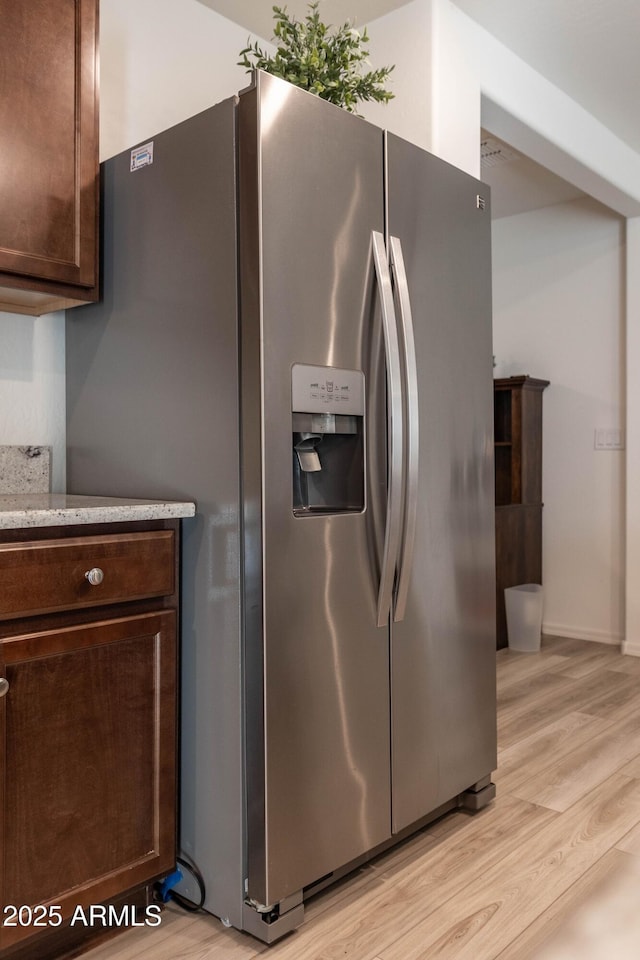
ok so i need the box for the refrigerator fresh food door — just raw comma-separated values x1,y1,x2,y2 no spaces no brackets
239,73,391,907
386,133,497,834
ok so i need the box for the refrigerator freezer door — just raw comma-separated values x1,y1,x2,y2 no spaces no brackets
239,74,391,907
386,134,497,834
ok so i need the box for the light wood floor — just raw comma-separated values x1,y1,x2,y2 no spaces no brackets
85,635,640,960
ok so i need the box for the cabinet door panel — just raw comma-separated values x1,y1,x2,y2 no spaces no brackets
0,0,98,291
0,612,176,950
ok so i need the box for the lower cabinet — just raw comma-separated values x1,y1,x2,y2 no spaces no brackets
0,522,179,958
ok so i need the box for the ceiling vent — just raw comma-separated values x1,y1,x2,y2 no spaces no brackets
481,136,519,167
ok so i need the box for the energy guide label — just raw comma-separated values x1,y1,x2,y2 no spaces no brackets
130,141,154,171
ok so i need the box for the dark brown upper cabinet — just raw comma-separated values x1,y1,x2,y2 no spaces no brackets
0,0,99,316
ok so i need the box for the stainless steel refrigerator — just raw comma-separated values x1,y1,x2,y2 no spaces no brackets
66,71,496,942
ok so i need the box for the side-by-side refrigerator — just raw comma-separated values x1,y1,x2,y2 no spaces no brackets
66,71,496,942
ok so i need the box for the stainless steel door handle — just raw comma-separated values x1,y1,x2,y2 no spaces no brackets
372,230,403,628
85,567,104,586
390,236,419,622
0,677,9,698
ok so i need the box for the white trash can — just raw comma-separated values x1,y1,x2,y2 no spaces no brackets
504,583,543,653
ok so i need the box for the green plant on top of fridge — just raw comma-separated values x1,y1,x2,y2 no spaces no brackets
238,2,395,114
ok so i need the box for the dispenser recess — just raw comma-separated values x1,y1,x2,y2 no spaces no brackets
292,364,365,516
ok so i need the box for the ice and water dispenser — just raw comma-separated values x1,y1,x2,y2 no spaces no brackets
292,363,365,516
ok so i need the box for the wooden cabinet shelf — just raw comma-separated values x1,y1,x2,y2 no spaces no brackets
494,376,549,648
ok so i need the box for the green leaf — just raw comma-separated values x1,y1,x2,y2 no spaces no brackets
237,0,394,115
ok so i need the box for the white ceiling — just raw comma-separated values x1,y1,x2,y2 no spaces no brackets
480,132,584,219
196,0,639,217
453,0,640,155
194,0,409,38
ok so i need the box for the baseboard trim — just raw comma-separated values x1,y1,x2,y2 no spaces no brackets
543,621,622,647
622,640,640,658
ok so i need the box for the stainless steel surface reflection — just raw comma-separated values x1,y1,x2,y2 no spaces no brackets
66,71,496,943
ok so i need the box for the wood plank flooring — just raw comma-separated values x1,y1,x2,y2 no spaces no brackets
85,635,640,960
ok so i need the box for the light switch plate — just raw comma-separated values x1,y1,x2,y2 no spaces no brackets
594,429,624,450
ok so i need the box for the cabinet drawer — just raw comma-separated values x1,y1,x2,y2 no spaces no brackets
0,531,175,620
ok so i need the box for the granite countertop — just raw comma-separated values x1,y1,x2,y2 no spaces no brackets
0,494,196,530
0,445,51,494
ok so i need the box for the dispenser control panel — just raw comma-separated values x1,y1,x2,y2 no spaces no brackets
292,364,365,415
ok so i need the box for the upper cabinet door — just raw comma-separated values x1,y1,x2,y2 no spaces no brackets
0,0,98,315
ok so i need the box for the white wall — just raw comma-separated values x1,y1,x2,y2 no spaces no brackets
363,0,481,176
625,218,640,654
0,311,66,492
360,0,432,151
492,198,625,643
100,0,255,161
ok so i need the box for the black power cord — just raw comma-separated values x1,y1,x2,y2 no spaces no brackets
159,854,206,913
173,854,206,912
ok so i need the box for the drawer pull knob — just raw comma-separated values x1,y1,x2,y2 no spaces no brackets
85,567,104,586
0,677,9,698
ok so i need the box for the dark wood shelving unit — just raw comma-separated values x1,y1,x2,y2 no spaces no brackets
494,375,550,648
